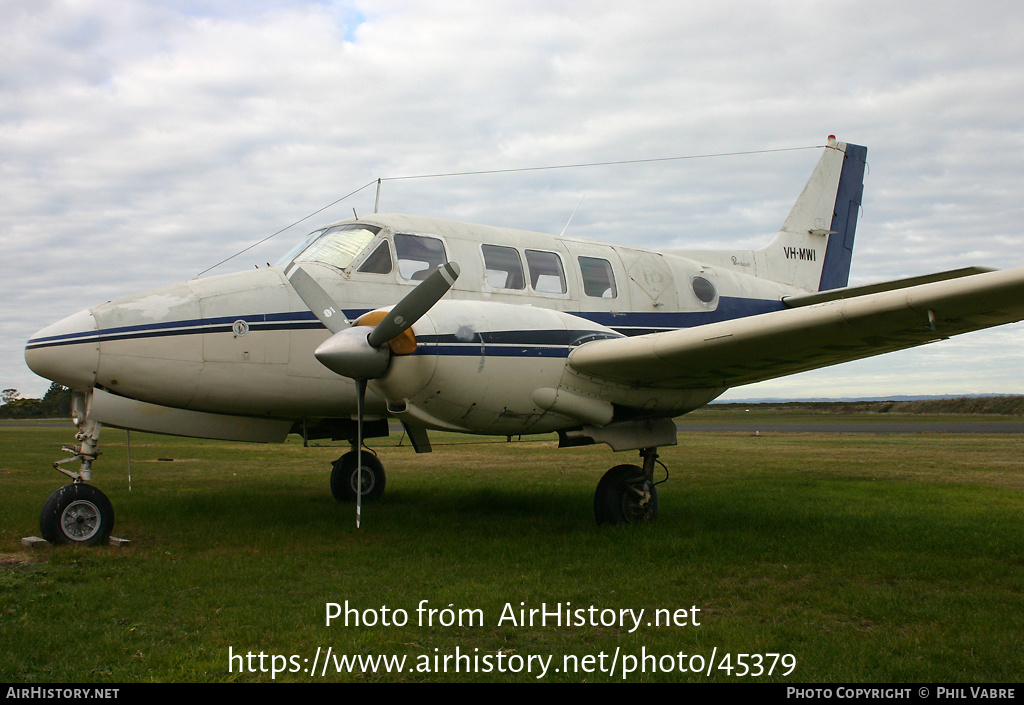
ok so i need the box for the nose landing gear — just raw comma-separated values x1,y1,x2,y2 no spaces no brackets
39,391,116,546
40,483,115,546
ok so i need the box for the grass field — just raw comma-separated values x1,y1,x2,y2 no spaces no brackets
2,412,1023,682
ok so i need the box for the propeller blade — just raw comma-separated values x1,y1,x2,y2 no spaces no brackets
292,263,458,532
367,262,460,348
287,266,347,335
355,378,365,529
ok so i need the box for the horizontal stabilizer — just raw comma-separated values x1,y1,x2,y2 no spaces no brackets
783,267,995,307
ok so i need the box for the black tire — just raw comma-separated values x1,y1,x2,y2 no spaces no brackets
594,464,659,525
331,451,386,502
40,484,115,546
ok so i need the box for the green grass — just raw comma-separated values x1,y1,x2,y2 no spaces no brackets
2,420,1023,682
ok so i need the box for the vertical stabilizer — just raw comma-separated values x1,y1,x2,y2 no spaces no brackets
755,137,867,292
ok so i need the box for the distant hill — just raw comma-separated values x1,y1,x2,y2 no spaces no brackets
712,395,1024,416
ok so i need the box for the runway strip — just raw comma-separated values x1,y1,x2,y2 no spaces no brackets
676,421,1024,434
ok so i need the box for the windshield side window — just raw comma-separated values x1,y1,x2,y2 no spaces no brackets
357,240,393,274
482,244,525,289
291,224,381,270
579,256,617,298
394,233,447,280
277,229,324,269
525,250,566,294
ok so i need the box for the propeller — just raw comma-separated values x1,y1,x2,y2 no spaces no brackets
288,262,461,528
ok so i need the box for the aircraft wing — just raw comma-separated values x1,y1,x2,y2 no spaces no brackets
568,266,1024,390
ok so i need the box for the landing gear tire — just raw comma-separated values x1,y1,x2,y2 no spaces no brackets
594,464,659,525
40,483,115,546
331,451,386,502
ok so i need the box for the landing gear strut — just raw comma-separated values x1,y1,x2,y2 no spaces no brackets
594,447,662,525
330,447,387,502
41,391,115,545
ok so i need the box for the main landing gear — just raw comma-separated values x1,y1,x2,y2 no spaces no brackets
327,442,664,525
330,445,387,502
593,447,663,525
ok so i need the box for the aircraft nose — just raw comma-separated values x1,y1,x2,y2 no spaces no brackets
25,308,100,391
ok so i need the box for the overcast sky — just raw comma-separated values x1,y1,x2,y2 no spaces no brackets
4,0,1024,402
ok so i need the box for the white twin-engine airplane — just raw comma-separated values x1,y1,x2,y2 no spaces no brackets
25,137,1024,544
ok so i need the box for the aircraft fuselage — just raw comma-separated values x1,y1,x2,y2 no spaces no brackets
27,212,808,438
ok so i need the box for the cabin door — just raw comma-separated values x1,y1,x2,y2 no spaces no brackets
612,247,675,311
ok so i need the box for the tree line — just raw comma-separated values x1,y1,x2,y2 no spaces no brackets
0,383,72,418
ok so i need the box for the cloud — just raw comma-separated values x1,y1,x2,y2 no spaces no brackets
4,0,1024,400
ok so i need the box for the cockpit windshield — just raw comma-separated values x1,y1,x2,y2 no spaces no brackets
278,224,382,270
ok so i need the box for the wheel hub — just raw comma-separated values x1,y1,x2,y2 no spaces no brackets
349,467,376,495
622,482,654,522
60,499,101,541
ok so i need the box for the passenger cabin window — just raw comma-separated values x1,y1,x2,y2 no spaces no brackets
394,233,447,280
525,250,566,294
358,240,393,274
578,256,617,298
691,275,717,304
482,244,525,289
289,224,381,271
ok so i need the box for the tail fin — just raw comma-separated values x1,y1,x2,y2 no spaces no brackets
757,137,867,292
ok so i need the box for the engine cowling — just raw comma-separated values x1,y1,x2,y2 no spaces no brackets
371,300,622,436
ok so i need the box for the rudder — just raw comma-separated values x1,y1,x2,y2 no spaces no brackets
818,141,867,290
756,137,867,292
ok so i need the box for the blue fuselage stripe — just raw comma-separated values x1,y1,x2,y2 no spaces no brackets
418,344,571,358
26,297,785,353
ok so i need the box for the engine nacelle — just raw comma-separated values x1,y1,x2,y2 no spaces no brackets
372,300,622,436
